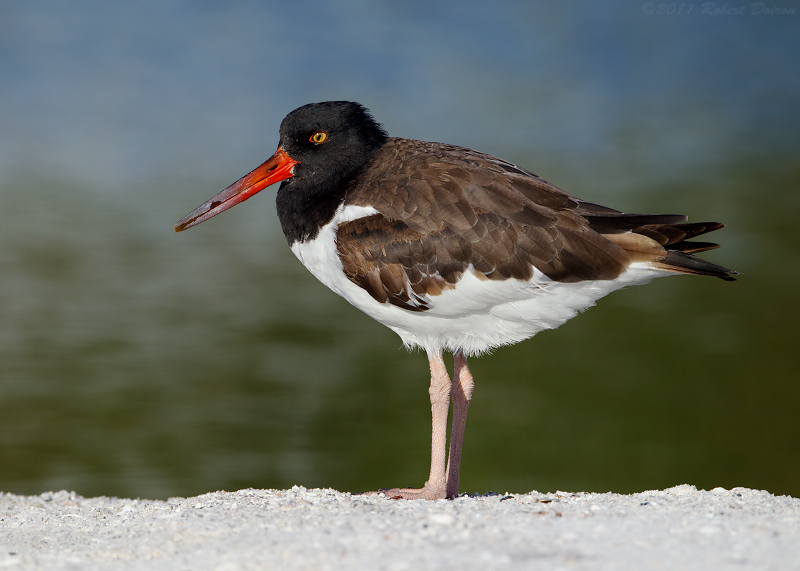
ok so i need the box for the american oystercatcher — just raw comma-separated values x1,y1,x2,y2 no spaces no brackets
175,101,736,500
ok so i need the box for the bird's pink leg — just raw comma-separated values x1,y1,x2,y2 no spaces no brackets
445,350,474,499
365,351,451,500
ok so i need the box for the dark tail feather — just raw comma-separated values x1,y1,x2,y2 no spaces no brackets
592,214,738,281
652,251,738,281
669,241,720,254
633,221,726,246
582,212,689,233
642,221,737,280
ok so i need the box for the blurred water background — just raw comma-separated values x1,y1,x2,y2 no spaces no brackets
1,1,798,500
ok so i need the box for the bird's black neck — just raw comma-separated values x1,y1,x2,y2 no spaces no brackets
275,145,384,245
275,179,349,245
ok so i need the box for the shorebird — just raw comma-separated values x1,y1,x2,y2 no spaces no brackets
175,101,736,499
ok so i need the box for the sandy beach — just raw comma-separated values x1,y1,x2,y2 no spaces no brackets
2,484,798,570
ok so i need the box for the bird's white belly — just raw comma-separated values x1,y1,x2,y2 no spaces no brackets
291,205,672,356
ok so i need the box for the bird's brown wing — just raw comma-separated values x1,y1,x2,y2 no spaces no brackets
336,138,734,311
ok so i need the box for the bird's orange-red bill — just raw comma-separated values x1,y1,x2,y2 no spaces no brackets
174,147,299,232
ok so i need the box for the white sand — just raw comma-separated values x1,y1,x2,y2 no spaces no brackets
1,485,799,570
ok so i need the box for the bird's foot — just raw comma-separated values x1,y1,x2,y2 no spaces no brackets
360,484,446,500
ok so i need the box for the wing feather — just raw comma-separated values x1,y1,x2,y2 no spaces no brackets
335,138,735,309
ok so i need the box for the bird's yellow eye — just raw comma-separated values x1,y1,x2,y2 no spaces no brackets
309,131,329,144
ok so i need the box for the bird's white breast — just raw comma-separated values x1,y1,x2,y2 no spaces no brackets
291,205,672,356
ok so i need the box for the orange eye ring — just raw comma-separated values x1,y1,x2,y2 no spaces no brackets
309,131,329,144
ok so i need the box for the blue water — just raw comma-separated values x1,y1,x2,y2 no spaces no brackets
3,1,797,187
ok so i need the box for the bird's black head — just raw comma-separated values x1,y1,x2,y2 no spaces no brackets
174,101,388,240
278,101,388,190
276,101,389,243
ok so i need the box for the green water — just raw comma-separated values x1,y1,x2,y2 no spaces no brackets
1,153,796,500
